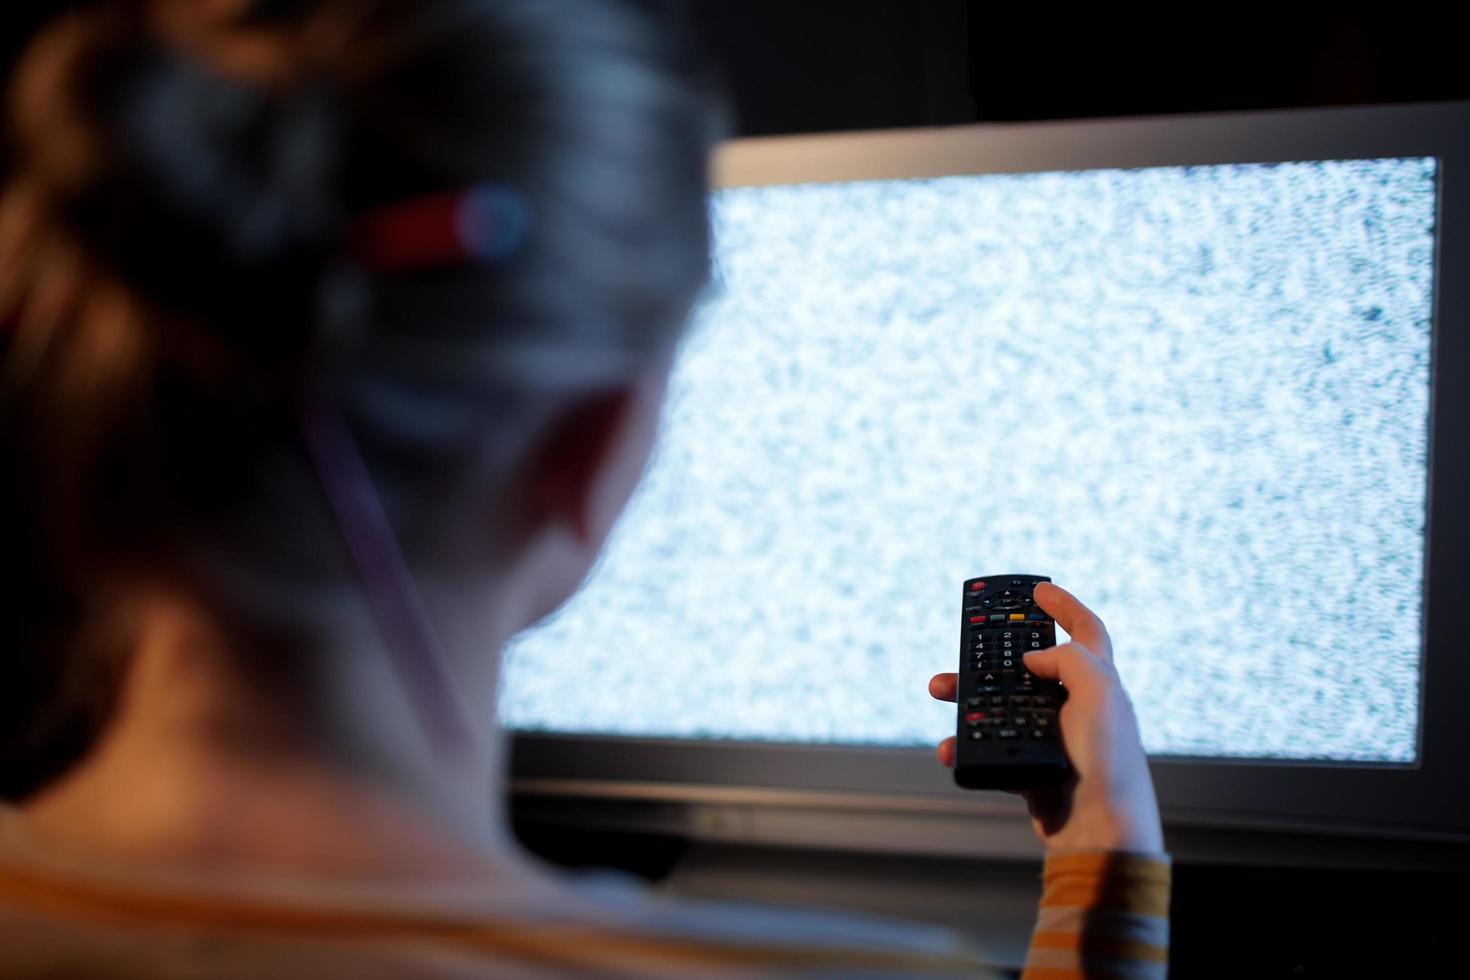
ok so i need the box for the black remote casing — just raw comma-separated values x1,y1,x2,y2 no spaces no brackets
954,574,1071,790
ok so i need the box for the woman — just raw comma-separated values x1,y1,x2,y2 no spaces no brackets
0,1,1168,976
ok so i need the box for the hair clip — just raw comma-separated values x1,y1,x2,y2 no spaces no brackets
348,183,529,273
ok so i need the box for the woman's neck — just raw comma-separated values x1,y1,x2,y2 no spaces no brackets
20,585,543,886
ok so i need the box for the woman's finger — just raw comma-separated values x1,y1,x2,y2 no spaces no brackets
928,672,958,702
1032,582,1113,663
1021,642,1111,687
936,736,956,768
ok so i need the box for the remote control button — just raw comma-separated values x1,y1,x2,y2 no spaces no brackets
1009,613,1025,621
965,697,981,708
970,581,985,591
1028,641,1042,649
978,684,1003,694
965,711,988,724
969,730,987,741
981,598,995,608
998,728,1021,739
989,614,1006,623
1029,728,1053,740
1010,695,1032,705
988,695,1006,706
1028,612,1045,620
968,615,984,624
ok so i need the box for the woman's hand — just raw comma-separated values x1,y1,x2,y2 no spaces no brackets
928,582,1164,854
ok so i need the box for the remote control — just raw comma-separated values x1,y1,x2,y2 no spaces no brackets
954,574,1071,790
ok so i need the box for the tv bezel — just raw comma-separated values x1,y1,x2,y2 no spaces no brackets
510,101,1470,844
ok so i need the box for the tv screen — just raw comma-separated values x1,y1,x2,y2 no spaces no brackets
505,103,1470,843
502,156,1435,764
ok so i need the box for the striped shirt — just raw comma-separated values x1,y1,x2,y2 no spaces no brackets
1024,851,1171,979
0,809,1169,978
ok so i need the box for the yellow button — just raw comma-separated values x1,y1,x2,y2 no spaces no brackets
1009,613,1025,620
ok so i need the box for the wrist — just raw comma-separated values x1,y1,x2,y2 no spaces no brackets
1047,802,1163,854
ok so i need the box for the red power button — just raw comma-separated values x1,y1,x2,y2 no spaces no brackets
970,581,985,591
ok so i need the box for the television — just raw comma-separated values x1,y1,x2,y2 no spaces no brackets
503,101,1470,860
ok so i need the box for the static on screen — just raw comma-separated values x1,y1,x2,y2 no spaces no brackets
500,158,1436,762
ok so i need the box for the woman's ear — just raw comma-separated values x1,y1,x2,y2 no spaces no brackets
527,369,666,550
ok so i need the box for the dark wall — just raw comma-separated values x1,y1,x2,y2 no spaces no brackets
8,3,1467,137
687,1,1468,135
963,7,1469,122
687,1,973,135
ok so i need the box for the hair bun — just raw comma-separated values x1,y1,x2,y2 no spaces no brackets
11,12,345,365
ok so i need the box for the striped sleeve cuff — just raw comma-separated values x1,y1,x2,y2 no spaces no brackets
1021,850,1171,980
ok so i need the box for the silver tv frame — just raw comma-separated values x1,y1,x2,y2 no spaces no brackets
510,101,1470,859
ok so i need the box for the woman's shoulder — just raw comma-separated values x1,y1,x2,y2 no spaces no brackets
0,809,997,978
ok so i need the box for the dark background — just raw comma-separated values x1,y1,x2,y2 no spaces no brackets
688,2,1468,135
6,2,1469,137
5,2,1468,976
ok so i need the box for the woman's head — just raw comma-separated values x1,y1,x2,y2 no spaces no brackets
0,0,724,797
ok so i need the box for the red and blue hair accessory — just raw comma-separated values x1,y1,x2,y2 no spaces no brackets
349,183,529,272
